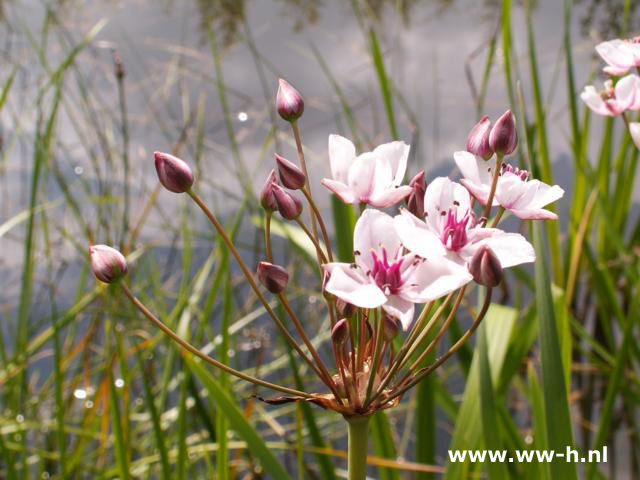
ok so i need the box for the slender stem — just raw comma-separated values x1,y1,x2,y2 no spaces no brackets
301,189,334,262
364,309,384,406
187,190,325,382
490,206,506,228
120,284,312,398
277,293,344,403
346,416,370,480
481,154,504,224
291,121,320,246
382,287,493,405
621,111,631,129
294,218,329,264
264,212,273,262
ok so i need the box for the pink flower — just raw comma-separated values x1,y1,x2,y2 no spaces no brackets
454,151,564,220
394,177,536,272
323,209,471,330
596,38,640,76
580,75,640,116
89,245,128,283
321,135,412,208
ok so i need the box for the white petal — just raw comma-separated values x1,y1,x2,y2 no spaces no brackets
401,256,472,303
321,178,356,204
596,40,636,70
581,86,613,116
423,177,471,235
630,122,640,149
373,141,410,186
347,152,377,201
394,209,447,259
328,134,356,183
323,263,387,308
382,296,415,331
463,229,535,269
368,185,412,208
454,151,498,205
354,209,401,271
614,74,638,111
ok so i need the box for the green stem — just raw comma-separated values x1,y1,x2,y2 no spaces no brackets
346,416,370,480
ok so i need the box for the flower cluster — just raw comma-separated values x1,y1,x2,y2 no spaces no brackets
89,78,563,422
582,36,640,149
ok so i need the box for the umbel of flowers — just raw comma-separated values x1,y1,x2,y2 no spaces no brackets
89,79,563,480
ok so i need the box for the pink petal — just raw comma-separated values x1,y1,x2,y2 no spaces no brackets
328,134,356,183
463,229,535,269
354,209,402,271
509,208,558,220
382,296,415,331
321,178,356,204
394,209,447,259
373,141,410,186
323,263,387,308
401,256,472,304
368,185,412,208
347,152,377,201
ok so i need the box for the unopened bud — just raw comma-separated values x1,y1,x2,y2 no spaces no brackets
382,315,400,341
90,245,128,284
276,78,304,122
332,318,350,345
257,261,289,294
469,245,503,287
260,170,279,212
488,110,518,156
336,298,355,318
406,170,426,218
154,151,194,193
275,154,306,190
273,184,303,219
467,115,494,160
630,122,640,150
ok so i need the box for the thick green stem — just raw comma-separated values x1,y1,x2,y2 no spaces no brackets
347,416,370,480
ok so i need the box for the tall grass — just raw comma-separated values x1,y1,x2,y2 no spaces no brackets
0,1,638,479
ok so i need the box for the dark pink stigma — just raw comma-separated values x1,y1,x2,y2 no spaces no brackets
370,247,405,294
441,209,470,251
502,163,529,181
629,36,640,44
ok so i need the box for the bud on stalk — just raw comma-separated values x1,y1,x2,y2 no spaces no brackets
332,318,350,345
469,245,503,287
406,170,426,218
154,151,194,193
90,245,128,283
257,261,289,294
276,79,304,122
273,184,303,219
466,116,494,160
260,170,279,212
336,298,355,318
488,110,518,156
275,154,306,190
382,315,400,341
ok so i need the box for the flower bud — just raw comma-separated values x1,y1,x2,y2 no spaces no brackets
275,154,306,190
273,184,303,219
405,170,426,218
257,261,289,294
336,298,355,318
260,170,279,212
90,245,128,283
382,315,400,341
276,78,304,122
630,122,640,150
332,318,350,345
488,110,518,156
469,245,503,287
154,151,194,193
466,115,494,160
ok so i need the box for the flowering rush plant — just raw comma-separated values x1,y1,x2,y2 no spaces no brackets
89,79,563,479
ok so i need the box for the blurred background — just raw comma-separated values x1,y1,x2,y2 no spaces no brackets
0,0,639,478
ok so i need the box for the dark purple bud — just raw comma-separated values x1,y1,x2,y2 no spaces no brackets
257,261,289,294
466,115,494,160
273,184,303,219
488,110,518,156
90,245,128,284
275,154,306,190
405,170,426,218
469,245,503,287
382,315,400,341
336,298,356,318
154,151,194,193
332,318,350,345
276,78,304,122
260,169,279,212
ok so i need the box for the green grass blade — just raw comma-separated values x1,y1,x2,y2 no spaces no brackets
331,195,356,262
369,28,399,140
370,411,400,480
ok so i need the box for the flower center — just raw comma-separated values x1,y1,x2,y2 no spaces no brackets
502,163,529,181
441,209,471,252
370,247,405,295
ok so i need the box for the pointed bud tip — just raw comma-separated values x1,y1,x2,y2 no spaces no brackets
466,115,494,160
276,78,304,122
332,318,350,345
260,169,279,212
275,153,306,190
90,245,128,284
469,245,503,287
154,151,194,193
257,261,289,294
273,184,303,219
488,110,518,156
